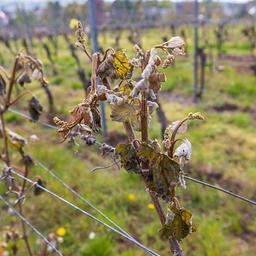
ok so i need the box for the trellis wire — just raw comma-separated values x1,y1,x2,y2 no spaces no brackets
9,108,256,207
10,169,160,256
9,108,57,129
184,175,256,206
34,159,136,240
0,195,63,256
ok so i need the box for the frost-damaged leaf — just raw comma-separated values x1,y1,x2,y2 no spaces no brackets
28,96,43,122
110,100,141,130
162,36,185,55
54,90,100,140
174,139,192,161
105,92,124,105
110,102,136,122
5,129,27,151
160,207,196,241
137,143,159,162
97,55,118,80
113,50,132,79
118,82,133,97
115,143,140,173
138,144,181,200
20,154,34,168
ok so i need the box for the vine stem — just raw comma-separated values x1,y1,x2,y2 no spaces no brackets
123,116,183,255
17,203,33,256
138,47,184,255
17,164,33,256
168,117,188,158
4,56,19,110
0,111,10,165
0,56,34,256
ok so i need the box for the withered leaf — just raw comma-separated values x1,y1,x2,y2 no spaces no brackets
110,102,136,122
20,154,34,168
71,104,92,126
54,88,100,141
174,139,192,161
113,50,132,79
160,207,196,241
138,144,181,201
6,129,27,151
28,96,43,122
118,82,133,97
97,55,118,79
115,143,140,173
34,176,46,196
91,107,101,132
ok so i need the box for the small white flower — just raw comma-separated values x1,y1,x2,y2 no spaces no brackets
57,237,64,243
89,232,96,240
36,238,41,245
174,139,192,161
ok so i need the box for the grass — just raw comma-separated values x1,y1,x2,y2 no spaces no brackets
0,25,256,255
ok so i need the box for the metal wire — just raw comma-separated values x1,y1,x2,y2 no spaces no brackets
184,175,256,206
0,195,63,256
10,110,139,239
11,169,160,256
34,159,135,240
9,108,256,207
9,109,138,237
9,108,57,129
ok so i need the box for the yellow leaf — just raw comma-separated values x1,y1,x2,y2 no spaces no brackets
69,18,79,29
113,50,132,79
119,82,133,97
6,129,27,151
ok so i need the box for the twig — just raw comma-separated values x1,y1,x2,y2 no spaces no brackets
90,161,119,173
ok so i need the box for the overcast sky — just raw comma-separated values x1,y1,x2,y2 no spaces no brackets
0,0,253,9
0,0,253,4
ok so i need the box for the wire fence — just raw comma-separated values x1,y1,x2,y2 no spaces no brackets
34,159,137,241
184,175,256,206
0,195,63,256
1,106,255,256
8,107,256,207
10,169,160,256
